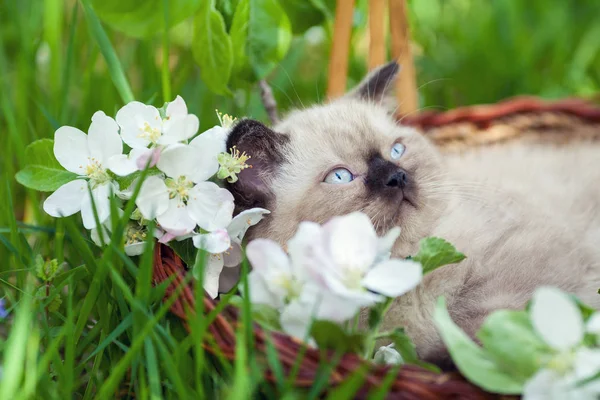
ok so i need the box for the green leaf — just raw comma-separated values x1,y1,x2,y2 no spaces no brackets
230,0,292,82
90,0,202,38
279,0,327,34
433,297,523,394
477,310,548,379
412,237,466,274
15,165,79,192
168,238,197,267
24,139,61,168
310,320,366,354
192,0,233,95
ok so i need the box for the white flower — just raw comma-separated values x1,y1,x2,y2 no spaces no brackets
193,208,270,298
108,96,200,176
292,212,422,306
374,344,404,365
43,111,123,229
90,209,163,256
245,237,364,339
524,287,600,400
135,141,234,235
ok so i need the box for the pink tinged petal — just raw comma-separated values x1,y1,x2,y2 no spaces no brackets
165,95,188,119
125,242,146,256
202,254,225,299
280,300,315,341
135,147,161,170
80,182,113,229
219,265,240,293
531,286,584,351
362,259,422,298
87,111,122,164
187,182,234,231
115,102,160,149
161,114,199,143
158,232,177,244
246,270,283,308
53,126,91,174
43,179,87,217
287,221,331,283
246,239,291,275
227,208,270,242
192,229,231,254
156,199,196,234
573,348,600,381
223,242,243,267
325,212,378,273
135,176,169,219
156,144,197,179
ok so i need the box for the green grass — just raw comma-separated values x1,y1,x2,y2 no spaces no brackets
0,0,599,398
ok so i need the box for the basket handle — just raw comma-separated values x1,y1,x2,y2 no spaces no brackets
326,0,419,114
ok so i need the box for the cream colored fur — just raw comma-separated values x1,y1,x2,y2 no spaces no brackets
243,90,600,362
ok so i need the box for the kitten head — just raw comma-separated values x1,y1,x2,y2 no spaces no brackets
225,62,447,255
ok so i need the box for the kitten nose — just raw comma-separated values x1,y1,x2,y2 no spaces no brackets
386,169,408,189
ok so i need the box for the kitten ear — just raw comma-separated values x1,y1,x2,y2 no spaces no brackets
225,119,289,211
346,61,400,104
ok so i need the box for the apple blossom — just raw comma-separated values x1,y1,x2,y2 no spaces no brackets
43,111,123,229
523,287,600,400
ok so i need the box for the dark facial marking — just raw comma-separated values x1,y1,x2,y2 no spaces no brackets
225,119,289,212
365,154,414,204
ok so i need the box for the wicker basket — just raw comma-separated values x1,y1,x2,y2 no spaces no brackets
152,97,600,399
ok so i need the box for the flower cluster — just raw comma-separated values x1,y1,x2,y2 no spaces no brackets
42,96,268,297
245,212,422,340
524,287,600,399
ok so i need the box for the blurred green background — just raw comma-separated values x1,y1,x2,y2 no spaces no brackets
1,0,600,252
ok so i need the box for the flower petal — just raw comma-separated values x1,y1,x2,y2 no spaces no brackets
165,95,188,119
87,111,122,164
287,221,330,283
161,114,199,143
223,242,243,267
135,147,161,170
188,126,228,181
374,344,404,365
362,259,422,298
135,176,169,219
522,369,567,400
587,313,600,335
125,242,146,256
376,226,401,263
156,144,197,179
246,239,291,275
530,286,584,351
247,271,283,308
187,182,234,231
280,299,315,341
156,199,196,234
227,208,270,243
202,255,225,299
107,148,146,176
300,283,362,322
115,101,161,148
80,182,113,229
192,229,231,254
43,179,87,218
54,126,91,174
574,348,600,381
324,212,378,273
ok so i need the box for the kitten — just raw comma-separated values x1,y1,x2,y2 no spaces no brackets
224,62,600,365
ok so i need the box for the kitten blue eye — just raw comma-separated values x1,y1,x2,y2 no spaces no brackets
391,143,405,160
324,168,354,184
